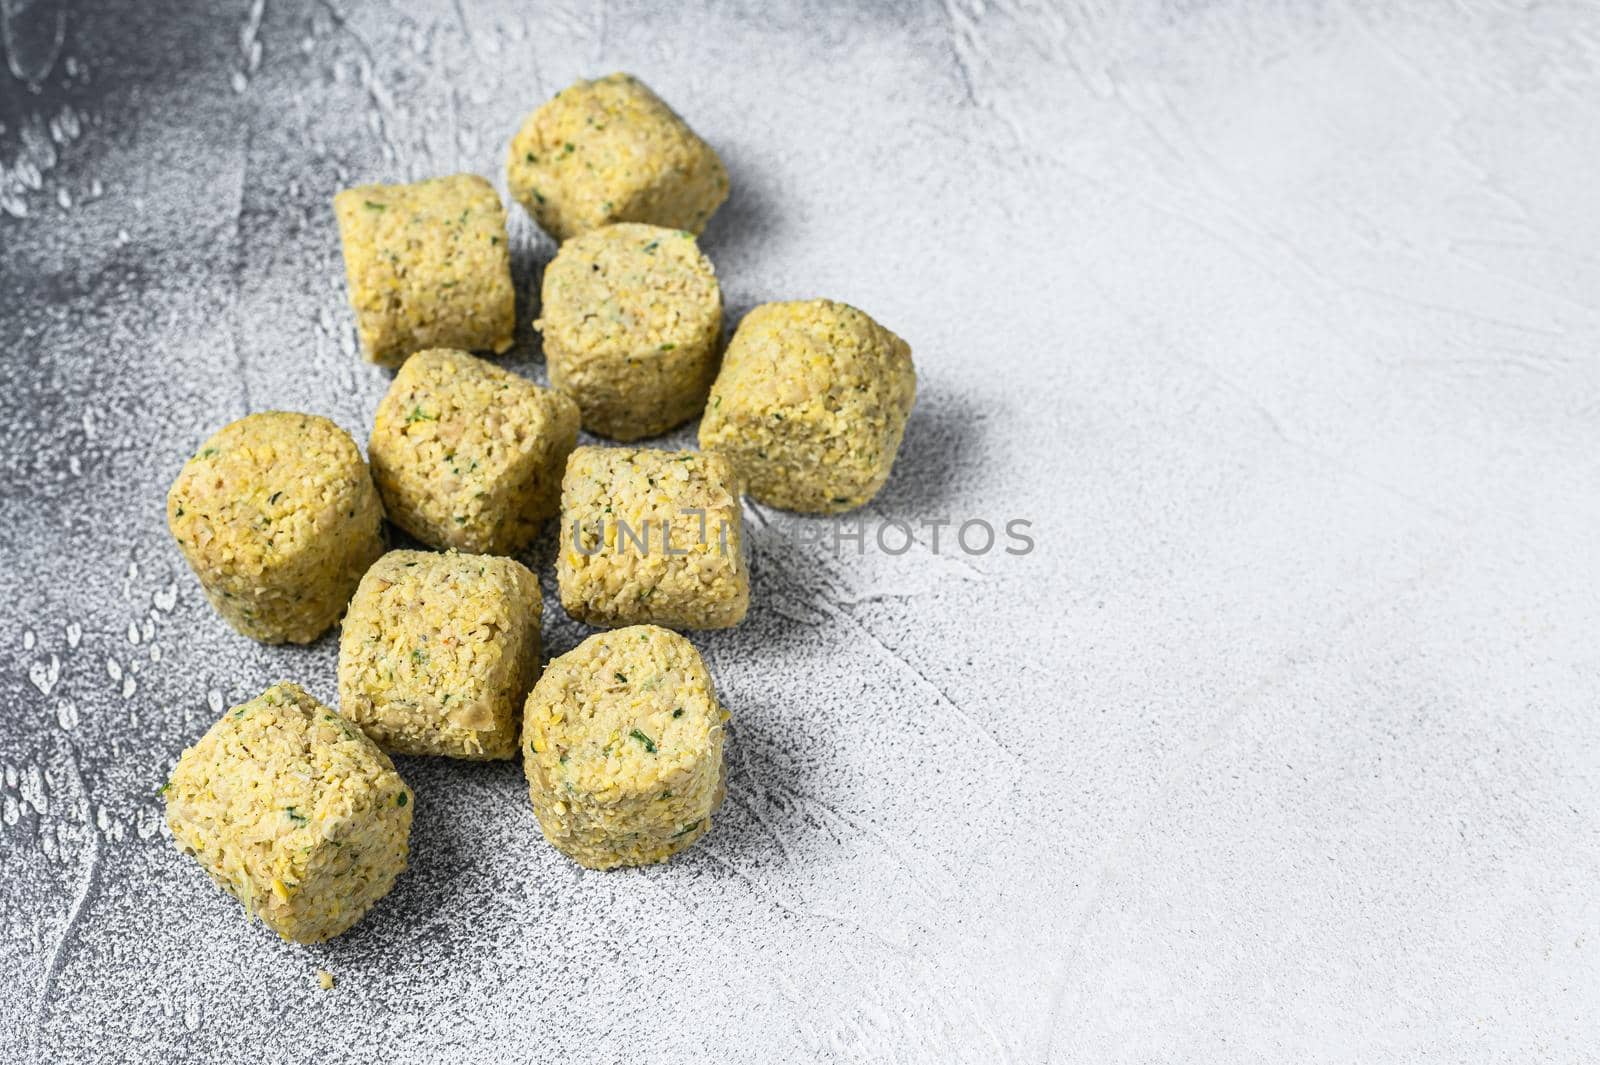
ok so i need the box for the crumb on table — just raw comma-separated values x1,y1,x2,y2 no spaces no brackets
316,970,335,991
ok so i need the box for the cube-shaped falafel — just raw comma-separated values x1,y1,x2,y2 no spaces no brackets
163,682,413,943
369,349,580,556
557,447,748,631
507,73,728,242
334,173,515,367
339,550,542,760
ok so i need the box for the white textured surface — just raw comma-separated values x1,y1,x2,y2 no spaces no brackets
2,2,1598,1062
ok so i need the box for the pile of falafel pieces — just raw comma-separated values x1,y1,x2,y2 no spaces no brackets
160,73,915,945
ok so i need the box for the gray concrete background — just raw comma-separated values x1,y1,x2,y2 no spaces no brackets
1,1,1597,1062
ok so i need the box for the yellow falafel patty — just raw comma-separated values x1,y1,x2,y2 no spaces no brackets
698,300,916,514
163,682,413,943
507,73,728,242
339,550,543,760
334,173,515,366
557,446,748,631
368,349,580,556
522,626,728,869
537,223,722,441
166,412,386,644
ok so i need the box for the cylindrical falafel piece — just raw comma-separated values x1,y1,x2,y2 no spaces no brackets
698,300,916,514
537,223,722,441
166,412,386,644
522,626,727,870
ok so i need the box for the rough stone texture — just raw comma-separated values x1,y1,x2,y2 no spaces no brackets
1,2,1597,1063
